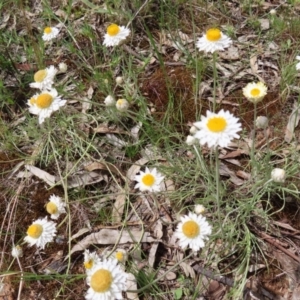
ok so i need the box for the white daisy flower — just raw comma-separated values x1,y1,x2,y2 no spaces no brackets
242,82,267,103
116,99,129,112
42,26,59,41
104,95,116,107
29,65,57,90
24,217,56,249
193,109,242,148
46,195,66,220
114,249,128,264
103,24,130,47
11,245,23,258
196,28,232,53
27,88,67,124
134,167,165,192
84,250,101,275
271,168,286,183
175,212,212,252
85,258,127,300
296,56,300,70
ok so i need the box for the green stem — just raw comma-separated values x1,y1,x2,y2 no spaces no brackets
215,148,222,230
251,102,257,177
212,52,218,112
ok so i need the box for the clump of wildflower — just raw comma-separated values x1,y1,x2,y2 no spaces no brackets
296,56,300,71
84,250,101,275
27,88,67,124
103,24,130,47
58,62,68,73
256,116,269,129
271,168,286,183
42,26,59,41
46,195,66,220
196,28,232,53
175,212,212,252
195,204,206,215
104,95,116,107
85,258,127,300
134,167,164,192
193,109,242,148
11,245,23,258
24,217,56,249
116,99,129,112
243,82,267,103
29,66,57,90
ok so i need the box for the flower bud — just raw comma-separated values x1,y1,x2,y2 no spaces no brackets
115,76,123,85
189,126,198,135
271,168,286,183
12,245,23,258
255,116,268,129
186,135,197,146
270,9,276,15
58,62,67,73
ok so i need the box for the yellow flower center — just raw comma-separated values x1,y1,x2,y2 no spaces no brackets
207,116,227,132
90,269,113,293
36,93,53,109
250,88,260,97
142,174,155,187
44,27,52,34
46,202,58,215
84,259,93,269
27,224,43,239
34,70,47,82
206,28,221,42
182,220,200,238
107,24,120,36
115,251,124,262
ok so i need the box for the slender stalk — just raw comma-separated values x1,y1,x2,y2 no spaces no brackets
215,148,222,232
251,102,257,177
212,52,218,112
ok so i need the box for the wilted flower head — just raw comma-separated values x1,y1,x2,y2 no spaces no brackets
11,245,23,258
116,99,129,112
30,65,57,90
42,26,59,41
195,204,206,215
193,109,242,148
134,167,165,192
84,250,101,275
271,168,286,183
27,88,67,124
85,258,127,300
175,212,212,252
255,116,269,129
46,195,66,220
104,95,116,107
103,24,130,47
24,217,56,249
196,28,232,53
243,82,267,103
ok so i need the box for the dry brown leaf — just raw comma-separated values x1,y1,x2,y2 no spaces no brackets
112,192,126,222
93,124,127,134
284,102,300,143
62,171,105,188
258,19,270,31
106,134,128,148
84,161,122,176
153,220,163,239
70,228,90,241
126,273,139,300
148,241,159,267
70,229,156,255
24,165,56,186
126,158,149,181
158,269,177,281
219,163,244,186
179,261,195,279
